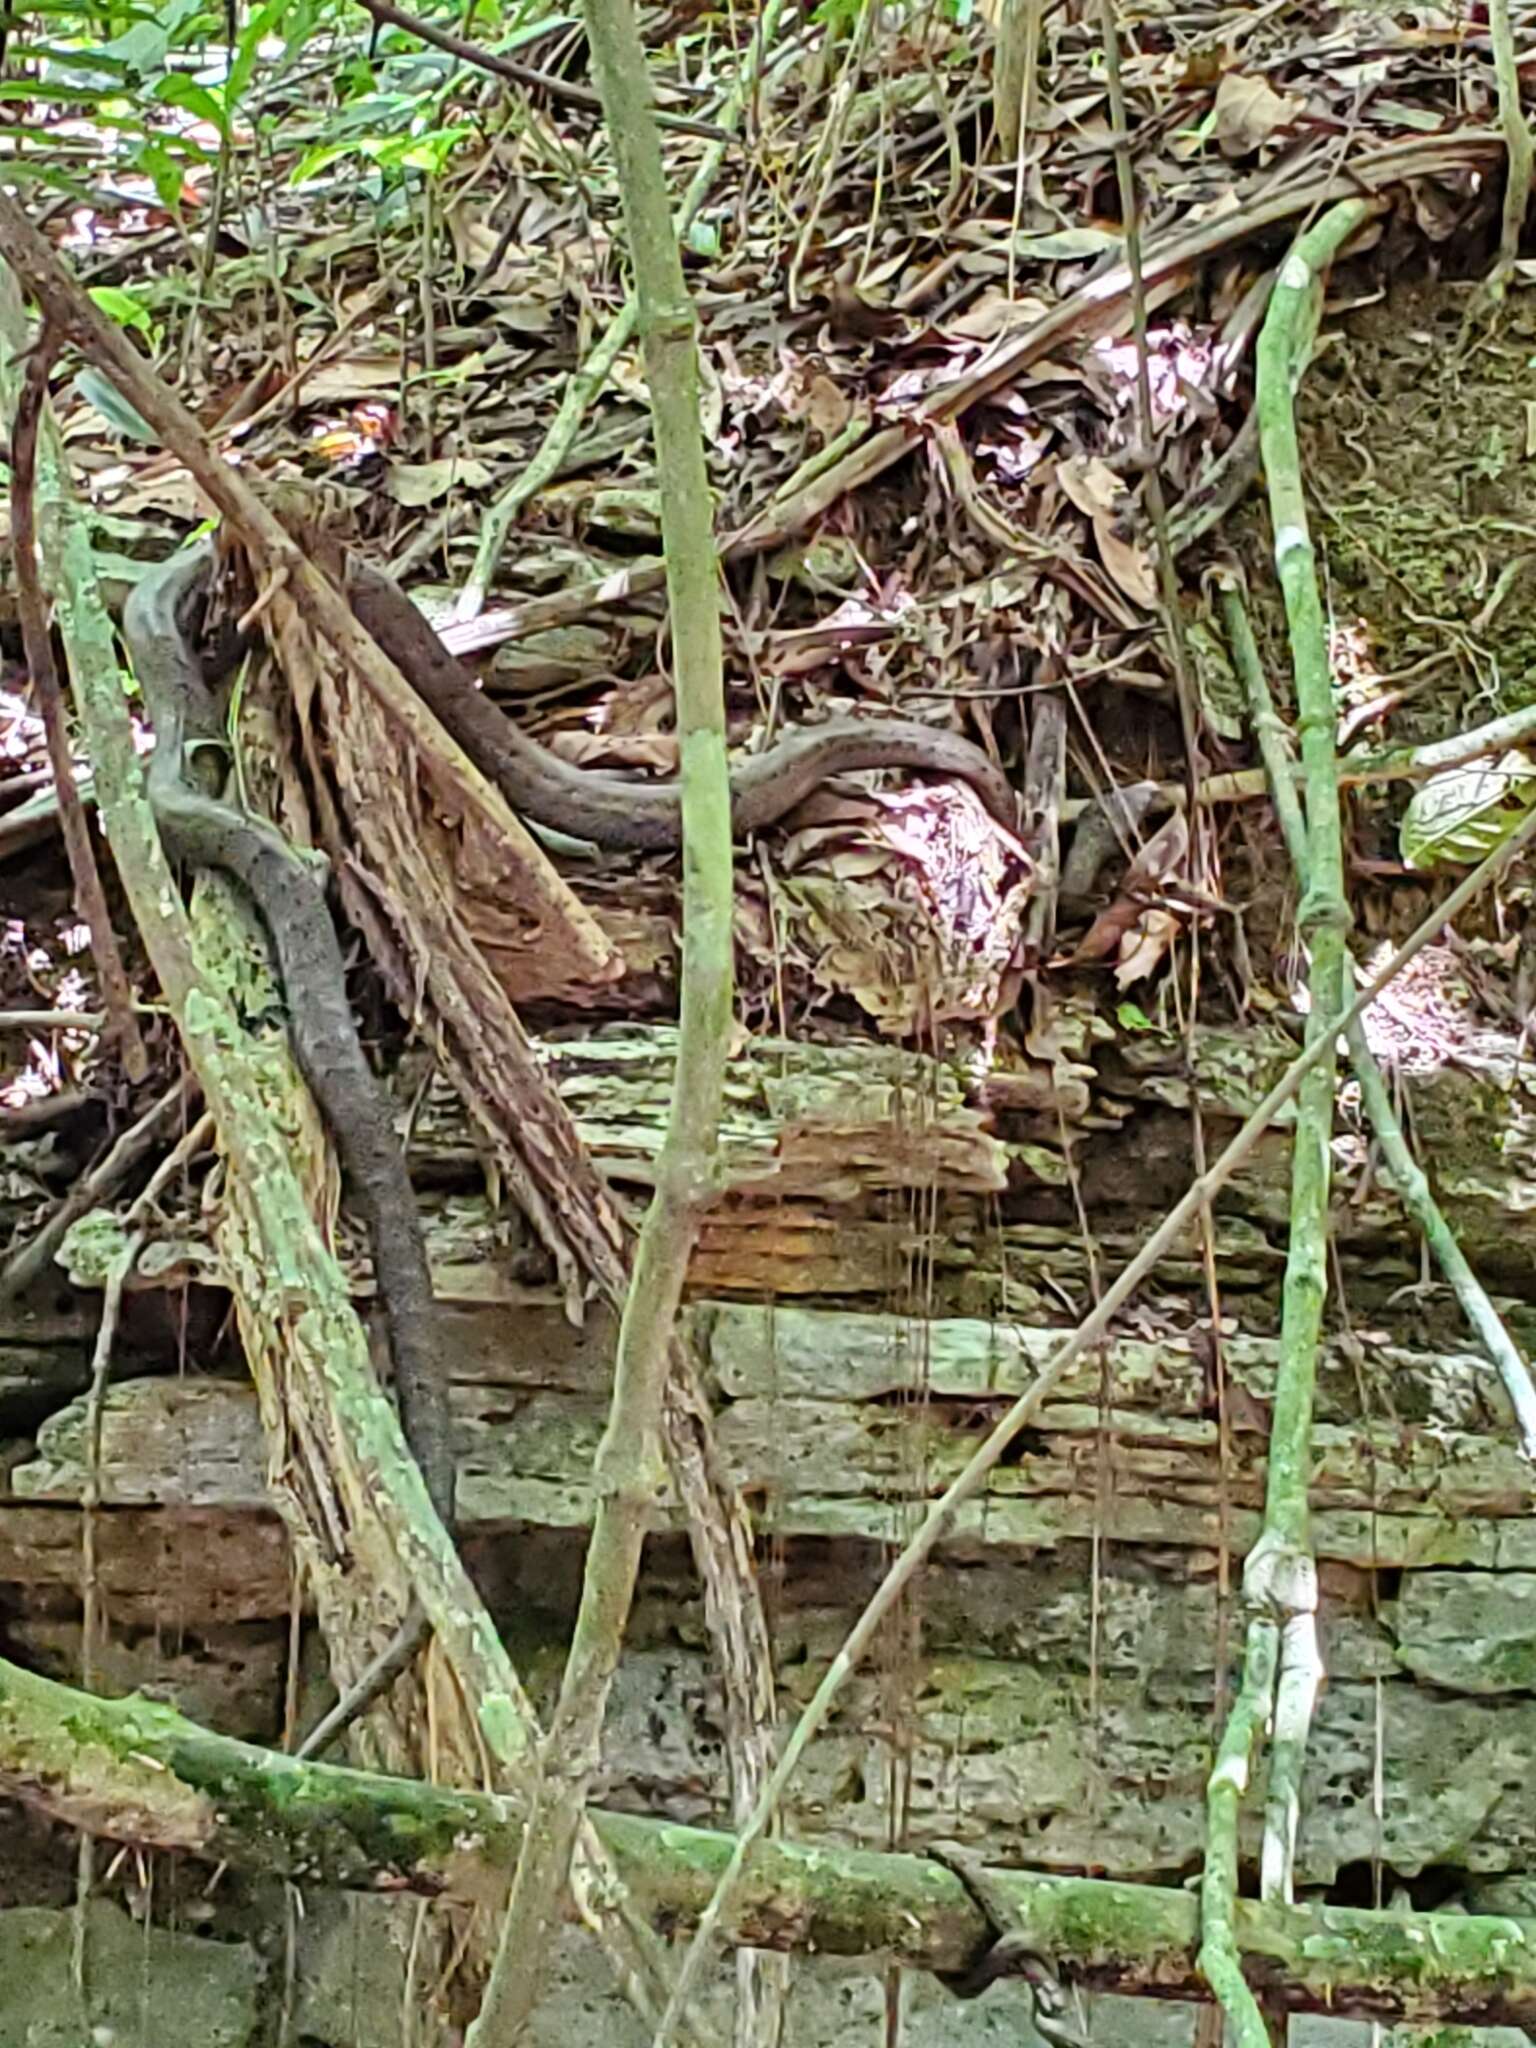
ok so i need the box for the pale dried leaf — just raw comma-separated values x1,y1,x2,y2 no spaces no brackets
1214,71,1302,156
1115,905,1181,988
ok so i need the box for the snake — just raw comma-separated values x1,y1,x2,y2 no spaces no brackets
123,540,455,1535
346,556,1020,849
125,538,1014,1530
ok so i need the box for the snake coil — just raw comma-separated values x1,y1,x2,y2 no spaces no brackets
123,541,454,1531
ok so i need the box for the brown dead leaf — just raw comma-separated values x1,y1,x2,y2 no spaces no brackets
1214,71,1303,157
1115,905,1181,988
295,356,405,404
88,462,206,521
1093,515,1158,610
547,729,680,774
804,373,853,440
1057,453,1125,520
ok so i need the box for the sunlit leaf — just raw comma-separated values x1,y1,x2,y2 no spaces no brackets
99,18,169,78
1400,753,1536,870
86,286,155,343
154,71,228,135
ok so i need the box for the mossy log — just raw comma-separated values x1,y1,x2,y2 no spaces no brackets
9,1648,1536,2028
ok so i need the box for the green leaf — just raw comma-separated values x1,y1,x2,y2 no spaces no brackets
128,138,188,212
1399,752,1536,870
368,124,469,175
1116,1001,1155,1033
288,139,360,185
154,72,228,134
226,0,292,106
86,285,155,342
72,366,156,442
98,17,169,78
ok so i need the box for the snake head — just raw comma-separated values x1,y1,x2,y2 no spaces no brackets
293,843,332,882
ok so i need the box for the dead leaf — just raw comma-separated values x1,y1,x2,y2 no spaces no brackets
1214,71,1303,157
1115,905,1181,988
1057,453,1125,519
1093,514,1158,609
804,373,853,439
296,356,406,403
385,457,493,507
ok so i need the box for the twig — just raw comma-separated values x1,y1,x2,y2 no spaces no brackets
464,0,736,2032
1224,583,1536,1458
0,1009,107,1030
650,697,1536,2046
10,327,145,1084
353,0,728,138
0,1076,189,1308
126,1107,216,1223
456,0,790,622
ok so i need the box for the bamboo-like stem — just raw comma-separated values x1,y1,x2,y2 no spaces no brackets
457,0,790,621
464,0,735,2038
1198,200,1370,2048
1488,0,1533,289
1224,585,1536,1457
651,683,1536,2045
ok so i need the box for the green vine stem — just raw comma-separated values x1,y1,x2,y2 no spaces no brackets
464,0,736,2037
1223,584,1536,1457
1197,196,1372,2048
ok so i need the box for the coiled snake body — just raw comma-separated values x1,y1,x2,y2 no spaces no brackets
346,557,1019,849
124,541,455,1530
125,541,1018,1547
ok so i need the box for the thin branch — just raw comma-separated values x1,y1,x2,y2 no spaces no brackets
10,326,145,1083
465,0,736,2030
353,0,728,138
651,749,1536,2042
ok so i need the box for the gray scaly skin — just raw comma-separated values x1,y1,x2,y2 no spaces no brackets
347,555,1019,849
124,542,455,1535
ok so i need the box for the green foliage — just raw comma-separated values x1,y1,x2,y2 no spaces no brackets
85,285,155,343
4,0,486,220
1399,752,1536,870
